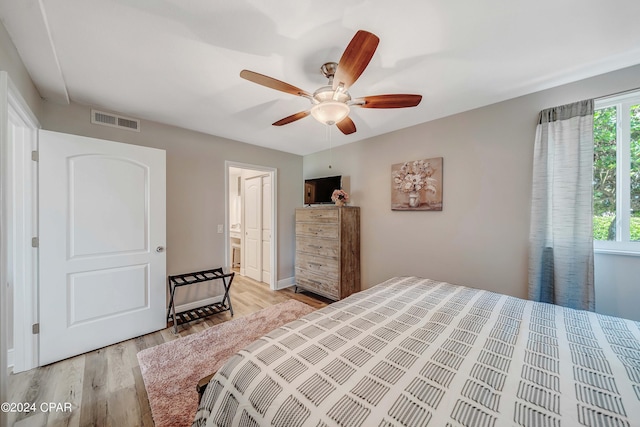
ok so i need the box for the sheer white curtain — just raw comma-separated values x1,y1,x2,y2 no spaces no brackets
528,99,595,311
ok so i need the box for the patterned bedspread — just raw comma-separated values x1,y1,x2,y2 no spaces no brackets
192,277,640,426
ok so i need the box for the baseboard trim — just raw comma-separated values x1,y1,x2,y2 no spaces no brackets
275,276,295,290
174,295,224,314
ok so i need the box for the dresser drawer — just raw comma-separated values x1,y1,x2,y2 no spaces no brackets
295,269,339,300
296,237,339,258
296,252,338,278
296,208,338,223
296,222,338,239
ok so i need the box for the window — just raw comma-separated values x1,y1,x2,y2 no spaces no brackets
593,90,640,252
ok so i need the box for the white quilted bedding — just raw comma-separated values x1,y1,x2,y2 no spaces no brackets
193,276,640,427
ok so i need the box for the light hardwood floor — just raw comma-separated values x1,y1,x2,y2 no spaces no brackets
7,275,329,427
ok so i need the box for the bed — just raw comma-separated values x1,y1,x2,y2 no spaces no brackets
192,276,640,426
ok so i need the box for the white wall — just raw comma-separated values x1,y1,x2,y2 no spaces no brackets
595,253,640,320
304,64,640,320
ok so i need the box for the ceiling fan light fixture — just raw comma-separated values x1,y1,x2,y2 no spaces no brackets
310,101,350,125
241,32,421,134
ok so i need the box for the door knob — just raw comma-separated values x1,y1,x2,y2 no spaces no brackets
156,246,165,253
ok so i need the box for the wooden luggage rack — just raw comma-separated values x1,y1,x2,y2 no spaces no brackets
166,267,234,333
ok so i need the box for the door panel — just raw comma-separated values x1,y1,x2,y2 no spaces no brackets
70,156,147,256
244,176,261,281
68,264,148,325
261,176,271,284
39,130,166,365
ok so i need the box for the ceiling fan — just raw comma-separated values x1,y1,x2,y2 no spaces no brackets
240,30,422,135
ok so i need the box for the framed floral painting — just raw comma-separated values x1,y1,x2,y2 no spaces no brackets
391,157,443,211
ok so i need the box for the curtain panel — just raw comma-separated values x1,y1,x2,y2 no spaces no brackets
528,99,595,311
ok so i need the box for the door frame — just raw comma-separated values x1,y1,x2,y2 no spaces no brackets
225,161,277,289
1,71,40,374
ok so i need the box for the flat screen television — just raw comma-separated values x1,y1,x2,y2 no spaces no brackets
304,175,342,205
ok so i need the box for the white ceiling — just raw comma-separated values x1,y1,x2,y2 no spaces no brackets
2,1,640,155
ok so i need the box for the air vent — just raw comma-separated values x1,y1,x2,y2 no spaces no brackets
91,109,140,132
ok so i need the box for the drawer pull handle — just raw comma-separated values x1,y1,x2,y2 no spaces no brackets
309,228,322,233
309,279,321,285
309,262,322,268
308,244,322,249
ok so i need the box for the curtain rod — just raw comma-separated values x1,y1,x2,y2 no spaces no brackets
596,86,640,102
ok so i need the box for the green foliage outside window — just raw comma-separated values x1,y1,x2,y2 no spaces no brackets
593,107,617,217
592,103,640,241
593,215,640,240
633,104,640,217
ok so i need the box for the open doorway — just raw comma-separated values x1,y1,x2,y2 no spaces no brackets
225,161,277,289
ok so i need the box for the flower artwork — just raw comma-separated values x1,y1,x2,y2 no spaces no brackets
391,157,443,210
331,189,349,207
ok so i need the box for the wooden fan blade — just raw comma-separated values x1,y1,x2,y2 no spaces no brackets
333,30,379,91
336,116,356,135
240,70,312,98
272,110,310,126
353,94,422,108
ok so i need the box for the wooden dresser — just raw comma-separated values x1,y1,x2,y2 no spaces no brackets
295,206,360,300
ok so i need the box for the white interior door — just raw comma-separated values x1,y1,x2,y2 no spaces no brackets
261,175,271,284
38,130,166,365
244,176,262,281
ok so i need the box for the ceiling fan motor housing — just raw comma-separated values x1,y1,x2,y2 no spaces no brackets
320,62,338,79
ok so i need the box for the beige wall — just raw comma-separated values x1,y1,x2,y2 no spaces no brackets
41,101,303,304
304,64,640,306
0,22,42,119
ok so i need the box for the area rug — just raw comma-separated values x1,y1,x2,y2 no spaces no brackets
137,300,316,427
